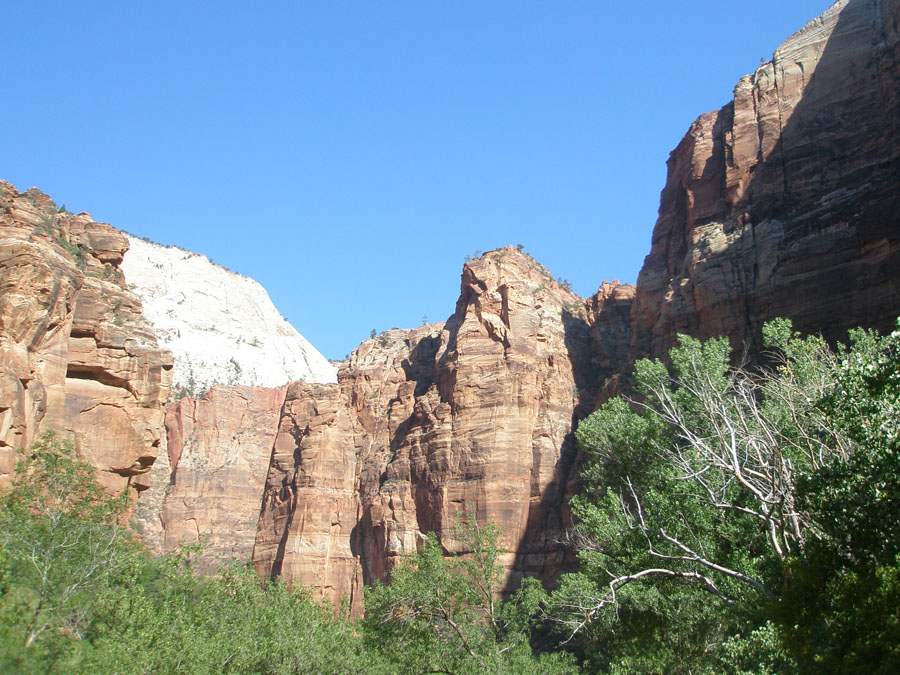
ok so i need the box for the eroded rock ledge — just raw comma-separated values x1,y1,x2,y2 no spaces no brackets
0,182,172,498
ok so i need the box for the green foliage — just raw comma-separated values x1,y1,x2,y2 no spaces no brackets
84,558,380,674
0,433,132,669
363,521,576,674
557,319,900,672
778,322,900,672
0,438,567,673
55,236,88,269
0,435,376,673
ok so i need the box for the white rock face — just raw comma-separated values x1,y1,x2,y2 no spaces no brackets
121,235,337,394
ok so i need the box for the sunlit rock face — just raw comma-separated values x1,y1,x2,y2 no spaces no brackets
0,181,172,498
253,380,364,611
250,0,900,606
7,0,900,613
120,237,339,567
251,247,600,605
134,385,288,572
120,235,336,396
629,0,900,365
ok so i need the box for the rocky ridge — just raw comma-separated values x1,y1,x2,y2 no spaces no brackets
221,0,900,600
121,235,337,397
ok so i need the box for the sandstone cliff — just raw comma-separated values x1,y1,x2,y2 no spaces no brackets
248,0,900,602
135,385,288,571
251,248,597,604
150,0,900,602
629,0,900,365
121,235,336,397
0,182,172,496
5,0,900,613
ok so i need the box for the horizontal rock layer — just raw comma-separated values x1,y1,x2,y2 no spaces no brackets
0,182,172,498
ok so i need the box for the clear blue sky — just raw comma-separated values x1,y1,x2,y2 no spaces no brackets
5,1,831,359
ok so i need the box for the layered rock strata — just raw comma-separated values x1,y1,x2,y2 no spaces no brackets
246,0,900,603
629,0,900,364
135,385,288,571
0,182,172,495
252,248,596,602
6,0,900,614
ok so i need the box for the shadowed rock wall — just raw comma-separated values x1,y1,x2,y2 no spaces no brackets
629,0,900,365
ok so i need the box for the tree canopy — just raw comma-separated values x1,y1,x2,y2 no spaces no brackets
551,319,900,673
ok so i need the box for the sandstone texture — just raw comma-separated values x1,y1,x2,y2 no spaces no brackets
247,0,900,604
253,381,364,610
5,0,900,615
251,248,594,604
0,182,172,496
629,0,900,364
121,235,336,397
134,385,287,571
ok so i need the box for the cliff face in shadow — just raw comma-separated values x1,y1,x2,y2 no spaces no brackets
629,0,900,366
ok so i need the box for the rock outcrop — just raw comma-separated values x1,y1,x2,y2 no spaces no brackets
247,0,900,604
134,385,288,571
251,248,596,602
629,0,900,364
121,235,336,397
5,0,900,615
0,182,172,496
253,381,364,610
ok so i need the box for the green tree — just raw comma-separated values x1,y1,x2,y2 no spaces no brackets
779,323,900,672
0,433,132,670
551,324,845,671
85,555,382,674
553,319,900,672
363,520,576,674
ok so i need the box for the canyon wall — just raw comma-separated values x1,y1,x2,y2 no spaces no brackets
629,0,900,364
0,182,172,496
246,0,900,602
3,0,899,611
135,385,288,571
252,248,599,604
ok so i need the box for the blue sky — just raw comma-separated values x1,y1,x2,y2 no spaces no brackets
5,1,830,359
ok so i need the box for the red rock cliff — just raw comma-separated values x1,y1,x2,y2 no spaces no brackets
251,248,598,603
0,182,172,497
629,0,900,364
135,385,288,572
8,0,900,611
247,0,900,602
